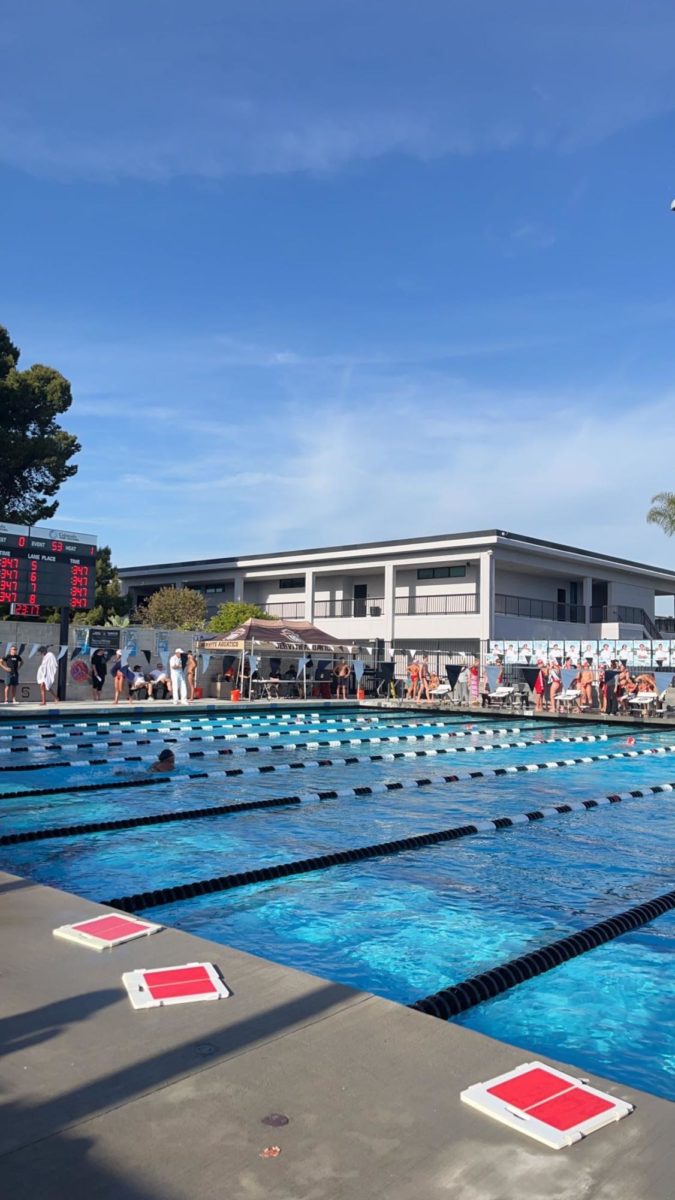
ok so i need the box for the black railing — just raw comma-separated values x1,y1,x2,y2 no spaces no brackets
495,593,586,623
589,605,661,638
263,601,306,619
394,593,478,616
314,596,385,619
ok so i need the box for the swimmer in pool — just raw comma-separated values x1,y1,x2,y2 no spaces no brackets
147,748,176,774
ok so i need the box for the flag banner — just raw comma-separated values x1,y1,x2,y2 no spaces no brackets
445,664,462,688
521,667,540,691
121,648,131,667
561,668,577,689
654,671,673,694
248,655,259,674
142,649,152,664
28,644,39,658
486,665,501,691
200,653,211,675
296,656,308,678
57,645,68,660
353,659,365,683
71,648,81,661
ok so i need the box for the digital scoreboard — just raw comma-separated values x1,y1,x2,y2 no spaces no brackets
0,522,97,616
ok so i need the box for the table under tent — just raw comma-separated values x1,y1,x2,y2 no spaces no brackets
198,618,369,700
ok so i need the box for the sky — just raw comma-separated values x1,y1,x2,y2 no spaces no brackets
2,0,675,579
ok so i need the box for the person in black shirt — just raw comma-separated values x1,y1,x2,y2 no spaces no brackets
1,645,23,703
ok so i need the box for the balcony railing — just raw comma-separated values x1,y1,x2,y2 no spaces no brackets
394,593,478,616
495,593,586,623
262,601,306,619
314,596,385,619
589,605,660,637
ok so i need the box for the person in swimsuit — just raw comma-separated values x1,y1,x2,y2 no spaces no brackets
186,651,198,701
548,661,561,712
147,748,176,774
407,659,420,699
0,645,23,703
417,657,432,702
579,661,594,709
334,659,351,700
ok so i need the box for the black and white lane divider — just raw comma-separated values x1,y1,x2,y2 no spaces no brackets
0,725,617,763
409,883,675,1020
0,731,619,787
4,764,673,850
99,778,675,913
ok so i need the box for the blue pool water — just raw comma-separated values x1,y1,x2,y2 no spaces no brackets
2,704,675,1101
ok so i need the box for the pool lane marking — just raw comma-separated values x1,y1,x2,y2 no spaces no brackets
98,778,675,914
0,730,613,777
6,746,674,846
409,882,675,1021
0,723,616,765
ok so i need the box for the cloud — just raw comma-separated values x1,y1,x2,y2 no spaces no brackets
2,1,674,181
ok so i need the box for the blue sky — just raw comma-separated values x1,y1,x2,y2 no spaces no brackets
3,0,675,573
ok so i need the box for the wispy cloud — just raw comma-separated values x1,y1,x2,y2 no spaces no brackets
2,1,674,181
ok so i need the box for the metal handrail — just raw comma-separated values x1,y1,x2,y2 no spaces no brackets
495,593,586,623
394,593,478,616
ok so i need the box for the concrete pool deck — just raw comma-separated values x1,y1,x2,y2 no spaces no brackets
2,868,675,1199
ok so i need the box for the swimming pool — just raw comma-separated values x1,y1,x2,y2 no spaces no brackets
2,704,675,1101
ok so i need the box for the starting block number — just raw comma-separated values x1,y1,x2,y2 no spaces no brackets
461,1061,633,1149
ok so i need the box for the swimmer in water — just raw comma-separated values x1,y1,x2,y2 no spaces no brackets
147,748,176,774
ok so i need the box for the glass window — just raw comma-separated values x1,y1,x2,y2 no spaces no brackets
416,566,466,580
279,578,304,589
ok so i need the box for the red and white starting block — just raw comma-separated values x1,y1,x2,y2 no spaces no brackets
54,913,163,951
461,1061,633,1149
122,961,231,1009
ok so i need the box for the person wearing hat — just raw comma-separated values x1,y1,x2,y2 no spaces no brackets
169,647,187,705
147,748,176,774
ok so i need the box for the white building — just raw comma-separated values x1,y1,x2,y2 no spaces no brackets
119,529,675,660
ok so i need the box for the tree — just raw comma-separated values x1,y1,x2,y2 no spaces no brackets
137,586,207,630
647,492,675,538
207,601,274,633
0,325,80,524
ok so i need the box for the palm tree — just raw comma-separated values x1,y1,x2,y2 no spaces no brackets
647,492,675,537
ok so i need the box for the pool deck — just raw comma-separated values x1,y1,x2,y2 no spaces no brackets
2,867,675,1200
2,699,675,1198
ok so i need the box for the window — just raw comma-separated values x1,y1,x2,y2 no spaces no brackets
278,577,304,589
416,565,466,580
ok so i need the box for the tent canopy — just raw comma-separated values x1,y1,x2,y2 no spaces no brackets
199,618,350,653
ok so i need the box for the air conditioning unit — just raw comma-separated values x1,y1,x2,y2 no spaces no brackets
369,606,382,616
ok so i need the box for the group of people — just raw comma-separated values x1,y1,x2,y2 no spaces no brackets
108,649,198,705
529,659,665,714
0,645,59,706
406,656,483,703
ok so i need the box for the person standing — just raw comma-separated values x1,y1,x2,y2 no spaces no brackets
1,645,23,703
91,648,107,700
334,658,351,700
170,647,187,705
111,650,128,704
37,646,58,705
186,651,198,701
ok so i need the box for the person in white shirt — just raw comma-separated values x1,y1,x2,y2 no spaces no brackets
169,648,187,704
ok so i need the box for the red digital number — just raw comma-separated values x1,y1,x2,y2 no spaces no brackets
18,535,26,547
51,541,64,552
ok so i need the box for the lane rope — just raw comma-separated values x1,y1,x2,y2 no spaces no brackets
409,884,675,1020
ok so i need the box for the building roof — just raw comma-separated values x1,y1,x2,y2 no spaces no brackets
118,529,675,582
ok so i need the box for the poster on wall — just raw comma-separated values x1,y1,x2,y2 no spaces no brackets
89,628,121,651
548,640,564,663
633,640,652,669
564,641,580,664
532,640,548,664
486,641,505,664
652,641,670,667
580,640,598,664
517,640,534,663
503,641,518,664
598,640,616,664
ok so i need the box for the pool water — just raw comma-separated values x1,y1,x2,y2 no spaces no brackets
2,704,675,1101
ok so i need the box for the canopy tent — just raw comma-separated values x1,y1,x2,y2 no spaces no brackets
199,618,349,653
198,619,363,699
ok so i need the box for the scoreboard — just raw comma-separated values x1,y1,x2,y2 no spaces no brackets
0,522,97,616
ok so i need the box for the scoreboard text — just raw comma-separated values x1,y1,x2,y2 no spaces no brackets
0,525,97,615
